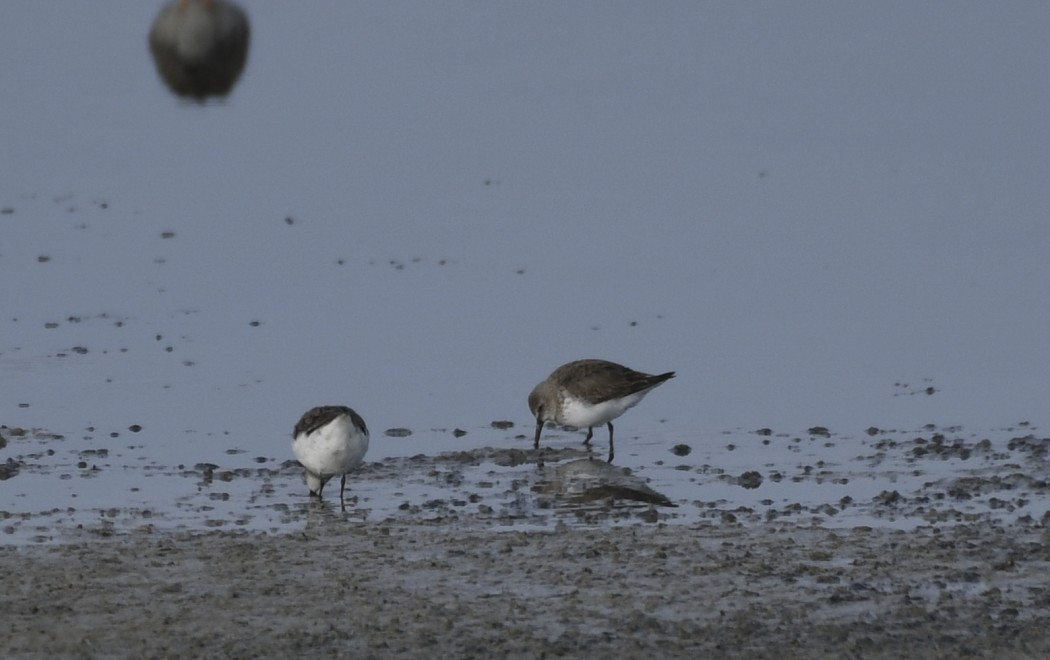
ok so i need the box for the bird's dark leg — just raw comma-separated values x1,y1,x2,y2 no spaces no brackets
339,474,347,511
607,422,615,463
583,427,594,446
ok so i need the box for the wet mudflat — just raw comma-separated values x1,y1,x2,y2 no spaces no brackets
3,515,1050,658
3,424,1050,658
4,421,1050,541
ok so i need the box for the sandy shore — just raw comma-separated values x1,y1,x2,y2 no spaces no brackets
4,515,1050,659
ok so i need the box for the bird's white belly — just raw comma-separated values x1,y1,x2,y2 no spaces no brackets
292,415,369,476
559,391,647,428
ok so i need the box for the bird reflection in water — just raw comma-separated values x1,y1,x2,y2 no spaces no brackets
148,0,250,102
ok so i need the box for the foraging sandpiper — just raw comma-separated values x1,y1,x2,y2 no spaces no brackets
528,359,675,462
292,405,369,507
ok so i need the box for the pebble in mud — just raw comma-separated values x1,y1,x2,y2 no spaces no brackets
736,471,763,489
0,458,21,480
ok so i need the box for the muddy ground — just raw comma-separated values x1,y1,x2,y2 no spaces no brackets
5,427,1050,658
3,513,1050,658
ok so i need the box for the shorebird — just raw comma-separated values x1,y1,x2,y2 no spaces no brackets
292,405,369,508
528,359,675,462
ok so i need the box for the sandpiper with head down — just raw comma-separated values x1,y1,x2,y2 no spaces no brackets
292,405,369,508
528,359,675,462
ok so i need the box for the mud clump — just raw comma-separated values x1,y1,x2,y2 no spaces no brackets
737,471,763,489
0,458,21,480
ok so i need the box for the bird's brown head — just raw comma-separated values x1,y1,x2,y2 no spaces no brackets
528,382,552,450
528,381,552,422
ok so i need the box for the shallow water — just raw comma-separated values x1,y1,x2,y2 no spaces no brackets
3,418,1045,544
